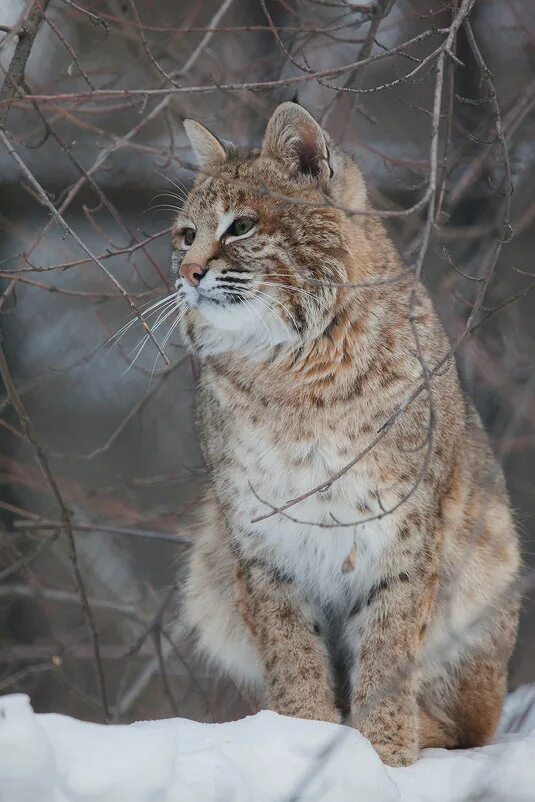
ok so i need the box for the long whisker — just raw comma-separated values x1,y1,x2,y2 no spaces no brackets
150,300,184,335
241,298,276,361
241,296,275,357
147,306,187,387
249,290,297,362
109,292,179,345
110,308,170,349
260,280,330,311
153,170,190,198
150,191,187,205
122,336,151,375
124,302,183,368
126,312,174,363
267,271,349,294
265,271,327,283
144,204,184,214
136,293,179,320
160,306,187,351
217,287,280,357
252,288,301,339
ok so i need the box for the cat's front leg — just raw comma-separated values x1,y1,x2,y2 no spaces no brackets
235,560,339,724
349,565,436,767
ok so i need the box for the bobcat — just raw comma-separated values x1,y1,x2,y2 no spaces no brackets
175,102,520,766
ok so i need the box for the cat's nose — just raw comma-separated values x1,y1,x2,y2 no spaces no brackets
180,263,207,287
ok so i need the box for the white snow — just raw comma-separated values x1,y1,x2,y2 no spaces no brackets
1,687,534,802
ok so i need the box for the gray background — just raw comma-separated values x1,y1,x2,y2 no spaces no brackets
0,0,533,724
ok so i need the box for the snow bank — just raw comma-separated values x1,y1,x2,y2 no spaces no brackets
1,687,534,802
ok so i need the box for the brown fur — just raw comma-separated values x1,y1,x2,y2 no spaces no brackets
175,104,521,766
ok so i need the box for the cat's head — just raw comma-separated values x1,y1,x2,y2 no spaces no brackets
172,102,368,356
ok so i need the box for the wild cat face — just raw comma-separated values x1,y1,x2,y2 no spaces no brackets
172,103,368,356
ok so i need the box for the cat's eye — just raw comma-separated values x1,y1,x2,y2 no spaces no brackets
183,228,196,247
227,217,256,238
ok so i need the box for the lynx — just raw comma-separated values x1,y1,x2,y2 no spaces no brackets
175,103,520,766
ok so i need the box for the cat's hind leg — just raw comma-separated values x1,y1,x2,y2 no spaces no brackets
182,496,265,695
419,605,518,750
419,657,506,749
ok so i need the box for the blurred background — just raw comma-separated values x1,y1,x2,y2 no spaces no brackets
0,0,533,725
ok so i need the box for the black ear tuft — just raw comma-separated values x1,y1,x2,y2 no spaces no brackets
290,91,300,105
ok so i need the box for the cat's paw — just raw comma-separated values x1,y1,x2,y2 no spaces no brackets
373,740,419,767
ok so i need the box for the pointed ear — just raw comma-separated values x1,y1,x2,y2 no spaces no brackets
183,119,227,173
260,102,331,180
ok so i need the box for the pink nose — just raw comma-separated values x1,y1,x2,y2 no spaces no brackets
180,263,206,287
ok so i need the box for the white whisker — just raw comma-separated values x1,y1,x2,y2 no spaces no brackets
241,296,275,358
123,302,182,371
122,335,150,375
150,191,187,205
146,204,184,214
147,306,187,387
161,307,186,351
252,289,300,337
260,280,330,312
153,170,190,199
108,293,179,346
266,271,347,295
249,290,298,362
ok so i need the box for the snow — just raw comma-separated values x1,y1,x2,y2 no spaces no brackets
1,688,534,802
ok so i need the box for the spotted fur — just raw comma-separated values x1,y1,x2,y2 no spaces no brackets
175,104,520,766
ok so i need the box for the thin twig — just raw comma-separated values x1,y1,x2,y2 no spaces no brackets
10,28,448,104
0,130,171,367
0,337,110,720
12,518,192,545
0,0,51,126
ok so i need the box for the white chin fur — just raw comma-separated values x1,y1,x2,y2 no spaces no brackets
197,299,254,332
187,294,298,356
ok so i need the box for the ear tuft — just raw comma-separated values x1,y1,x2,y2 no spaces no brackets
183,119,227,173
260,102,330,180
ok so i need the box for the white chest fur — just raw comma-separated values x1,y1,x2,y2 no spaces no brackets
222,415,396,609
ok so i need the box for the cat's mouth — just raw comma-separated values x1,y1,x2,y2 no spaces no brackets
177,268,252,311
181,285,245,309
177,270,298,342
179,278,296,342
